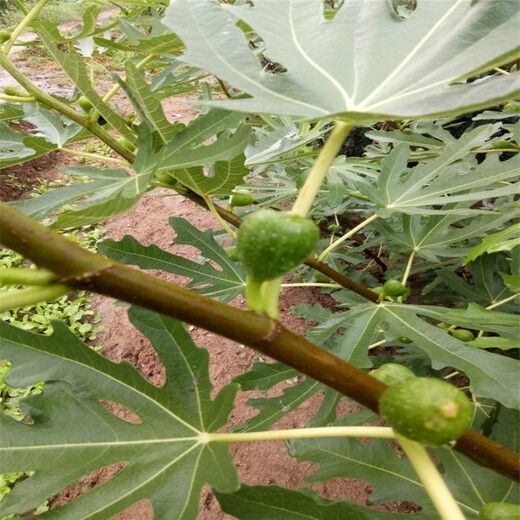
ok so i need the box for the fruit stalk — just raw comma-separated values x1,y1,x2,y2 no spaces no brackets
203,195,237,239
318,213,379,262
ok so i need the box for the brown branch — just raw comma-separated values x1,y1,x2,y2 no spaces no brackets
1,203,518,482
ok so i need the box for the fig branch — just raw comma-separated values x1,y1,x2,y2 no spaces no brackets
1,203,518,482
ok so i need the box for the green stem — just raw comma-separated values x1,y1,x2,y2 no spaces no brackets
0,202,518,482
396,434,467,520
281,283,342,289
245,277,265,313
203,195,237,239
260,277,282,320
3,0,51,55
206,426,395,443
0,268,56,286
0,94,36,103
486,294,518,310
368,339,387,350
401,248,417,286
290,121,354,218
470,148,519,154
149,180,188,195
0,284,70,312
58,147,131,167
318,213,379,262
347,191,371,202
0,53,135,163
12,0,28,14
216,77,233,99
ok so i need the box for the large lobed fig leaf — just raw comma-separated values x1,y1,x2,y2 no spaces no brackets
0,307,238,519
164,0,520,122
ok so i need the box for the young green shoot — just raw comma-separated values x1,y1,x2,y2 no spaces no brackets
0,268,56,286
58,147,132,167
318,213,379,262
401,248,418,286
203,195,237,239
0,284,70,312
2,0,51,55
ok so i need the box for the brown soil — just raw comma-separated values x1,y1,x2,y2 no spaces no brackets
0,21,416,519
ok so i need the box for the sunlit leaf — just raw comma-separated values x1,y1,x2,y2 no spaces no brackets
164,0,520,122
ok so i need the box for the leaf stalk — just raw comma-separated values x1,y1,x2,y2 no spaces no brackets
207,426,395,443
289,121,354,218
396,434,467,520
0,284,70,312
318,213,379,262
0,267,56,286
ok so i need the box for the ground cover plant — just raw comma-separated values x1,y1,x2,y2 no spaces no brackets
0,0,519,519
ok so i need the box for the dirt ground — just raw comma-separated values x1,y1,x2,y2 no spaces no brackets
0,18,416,519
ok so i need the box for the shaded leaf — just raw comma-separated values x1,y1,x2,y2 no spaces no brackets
41,167,153,229
216,484,417,520
436,256,516,312
351,126,520,216
116,62,179,144
464,224,520,265
0,307,238,518
466,336,519,350
36,27,135,142
94,33,184,55
172,153,248,196
0,122,56,169
287,415,433,511
23,104,82,147
98,217,245,302
244,124,324,166
375,209,516,262
231,378,322,433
